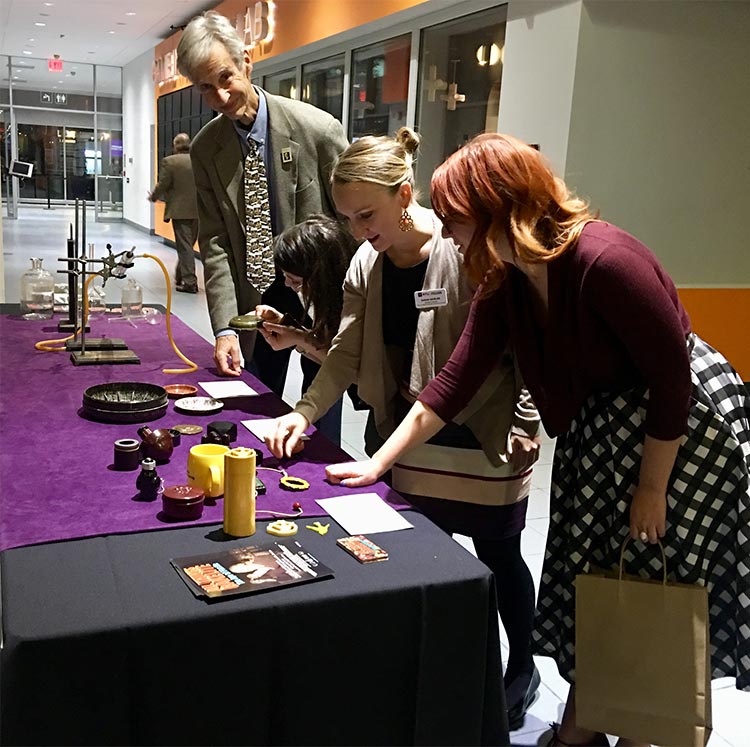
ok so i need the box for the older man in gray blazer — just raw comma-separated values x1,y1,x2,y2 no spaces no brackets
176,12,348,429
149,132,199,293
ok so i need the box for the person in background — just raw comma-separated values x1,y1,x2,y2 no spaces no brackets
265,128,543,731
254,215,359,437
327,132,750,746
148,132,199,293
176,10,348,443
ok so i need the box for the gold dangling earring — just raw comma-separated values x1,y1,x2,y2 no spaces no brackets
399,208,414,232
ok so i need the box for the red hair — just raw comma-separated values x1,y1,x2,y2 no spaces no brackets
431,133,594,292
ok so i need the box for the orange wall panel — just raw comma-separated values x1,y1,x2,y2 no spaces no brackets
153,0,426,241
677,288,749,380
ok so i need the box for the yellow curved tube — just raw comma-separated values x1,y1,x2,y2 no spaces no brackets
142,253,198,374
34,275,96,351
34,255,199,375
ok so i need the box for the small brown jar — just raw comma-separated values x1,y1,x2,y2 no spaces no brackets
113,438,142,471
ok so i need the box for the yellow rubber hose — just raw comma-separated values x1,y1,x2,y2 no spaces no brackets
34,275,96,351
142,253,198,374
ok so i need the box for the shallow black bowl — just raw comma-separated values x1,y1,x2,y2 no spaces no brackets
82,382,168,424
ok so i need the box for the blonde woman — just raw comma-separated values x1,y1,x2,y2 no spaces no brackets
265,128,542,730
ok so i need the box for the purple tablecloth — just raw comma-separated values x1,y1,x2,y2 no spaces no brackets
0,309,408,551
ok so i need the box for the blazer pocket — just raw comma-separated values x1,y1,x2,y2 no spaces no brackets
295,175,316,194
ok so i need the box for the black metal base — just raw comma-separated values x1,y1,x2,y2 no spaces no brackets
70,349,141,365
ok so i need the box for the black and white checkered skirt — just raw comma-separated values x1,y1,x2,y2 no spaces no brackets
531,334,750,688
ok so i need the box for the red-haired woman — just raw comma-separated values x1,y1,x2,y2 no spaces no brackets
327,133,750,745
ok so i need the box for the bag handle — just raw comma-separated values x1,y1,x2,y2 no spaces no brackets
618,536,667,584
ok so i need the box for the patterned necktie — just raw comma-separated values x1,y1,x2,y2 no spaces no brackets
244,144,275,294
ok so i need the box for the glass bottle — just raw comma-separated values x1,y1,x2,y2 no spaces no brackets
136,458,161,501
121,278,143,318
20,257,55,320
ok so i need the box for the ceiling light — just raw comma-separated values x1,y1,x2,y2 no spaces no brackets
22,50,33,55
44,2,55,5
125,12,136,16
34,22,46,27
108,30,115,34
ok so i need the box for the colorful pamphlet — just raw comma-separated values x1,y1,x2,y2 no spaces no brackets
171,539,333,599
336,535,389,563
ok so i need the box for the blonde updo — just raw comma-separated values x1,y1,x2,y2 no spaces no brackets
332,127,421,193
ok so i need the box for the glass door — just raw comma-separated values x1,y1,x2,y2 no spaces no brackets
94,127,123,220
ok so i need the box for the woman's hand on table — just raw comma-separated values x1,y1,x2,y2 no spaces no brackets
257,321,306,352
265,412,310,458
325,459,386,488
214,334,242,376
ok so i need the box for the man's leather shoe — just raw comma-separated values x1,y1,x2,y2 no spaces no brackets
175,284,198,294
507,664,541,731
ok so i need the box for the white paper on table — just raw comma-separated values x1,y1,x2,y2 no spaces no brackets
199,380,258,399
241,418,310,444
316,493,413,535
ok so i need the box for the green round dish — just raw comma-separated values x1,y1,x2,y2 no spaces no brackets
228,313,264,331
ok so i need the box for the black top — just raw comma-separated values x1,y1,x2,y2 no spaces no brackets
381,253,428,353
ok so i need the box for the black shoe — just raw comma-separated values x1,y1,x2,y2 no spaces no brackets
175,284,198,294
506,665,541,731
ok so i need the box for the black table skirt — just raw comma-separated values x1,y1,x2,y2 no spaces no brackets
0,511,508,746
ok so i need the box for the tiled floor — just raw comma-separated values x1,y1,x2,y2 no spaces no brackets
3,207,747,745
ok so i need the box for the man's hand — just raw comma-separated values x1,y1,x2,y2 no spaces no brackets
214,334,242,376
264,412,310,458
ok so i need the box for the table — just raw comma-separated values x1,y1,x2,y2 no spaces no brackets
0,307,508,745
0,306,409,550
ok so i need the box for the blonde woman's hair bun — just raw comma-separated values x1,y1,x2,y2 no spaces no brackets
395,127,421,156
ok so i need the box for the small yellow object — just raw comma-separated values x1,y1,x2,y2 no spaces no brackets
267,520,298,537
279,475,310,491
305,522,330,536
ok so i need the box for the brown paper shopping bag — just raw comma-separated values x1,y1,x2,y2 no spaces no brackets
575,539,712,747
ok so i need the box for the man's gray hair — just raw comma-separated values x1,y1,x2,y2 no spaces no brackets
177,10,245,82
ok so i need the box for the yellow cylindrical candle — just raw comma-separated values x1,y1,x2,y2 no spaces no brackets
223,447,256,537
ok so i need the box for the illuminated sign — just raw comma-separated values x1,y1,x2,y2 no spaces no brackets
48,58,63,72
153,1,275,86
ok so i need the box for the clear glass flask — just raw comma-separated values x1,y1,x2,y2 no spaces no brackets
121,278,143,318
20,257,55,320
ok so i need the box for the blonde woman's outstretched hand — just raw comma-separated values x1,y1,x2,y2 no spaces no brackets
325,459,386,488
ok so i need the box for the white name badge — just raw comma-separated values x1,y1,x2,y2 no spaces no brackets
414,288,448,309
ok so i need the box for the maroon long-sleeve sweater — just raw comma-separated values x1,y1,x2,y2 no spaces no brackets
420,221,692,440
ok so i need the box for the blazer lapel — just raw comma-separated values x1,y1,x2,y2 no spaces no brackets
213,116,246,234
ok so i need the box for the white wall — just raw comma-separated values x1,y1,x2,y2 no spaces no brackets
566,0,750,285
122,49,155,231
498,0,583,176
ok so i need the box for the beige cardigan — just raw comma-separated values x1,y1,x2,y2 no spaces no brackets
295,215,539,469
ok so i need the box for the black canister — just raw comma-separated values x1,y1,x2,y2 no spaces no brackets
114,438,142,471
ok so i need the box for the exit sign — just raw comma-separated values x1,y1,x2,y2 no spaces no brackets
48,58,63,72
